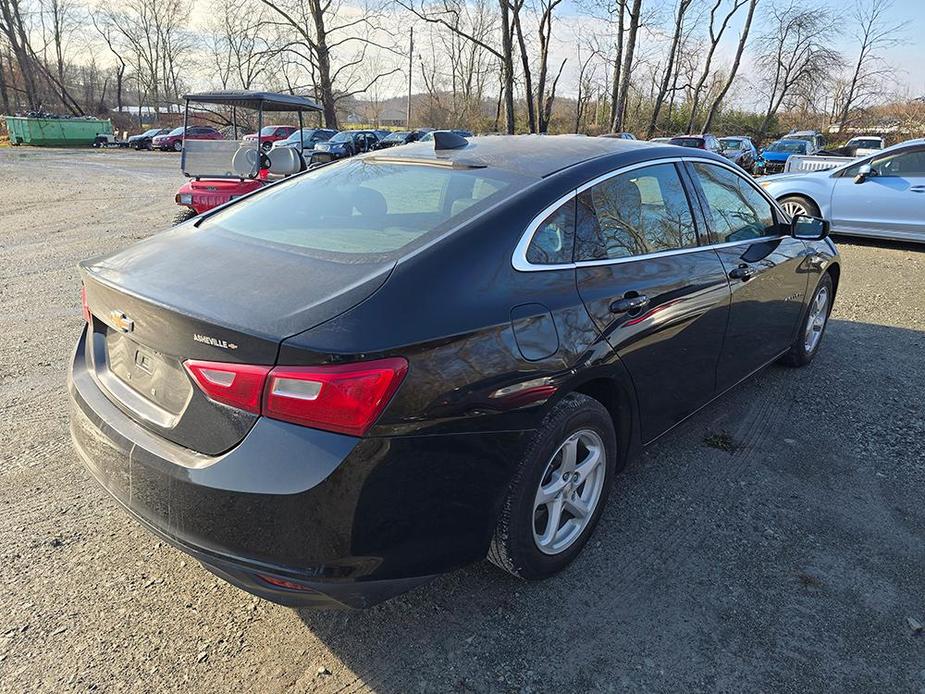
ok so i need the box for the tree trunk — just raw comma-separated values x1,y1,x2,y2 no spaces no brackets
608,0,625,130
612,0,642,133
702,0,758,133
646,0,690,139
512,3,535,133
499,0,515,134
309,0,338,128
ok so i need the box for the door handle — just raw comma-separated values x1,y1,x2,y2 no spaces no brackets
729,264,757,281
910,185,925,193
610,295,650,314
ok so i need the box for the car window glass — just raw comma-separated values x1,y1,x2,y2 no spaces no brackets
871,148,925,176
526,198,576,265
691,162,777,242
575,163,697,260
201,160,528,258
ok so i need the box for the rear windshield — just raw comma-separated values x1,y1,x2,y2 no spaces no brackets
720,138,743,150
198,159,531,259
669,137,703,147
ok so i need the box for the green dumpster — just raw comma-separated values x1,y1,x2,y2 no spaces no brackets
4,116,113,146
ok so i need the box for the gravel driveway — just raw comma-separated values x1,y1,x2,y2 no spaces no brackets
1,148,923,693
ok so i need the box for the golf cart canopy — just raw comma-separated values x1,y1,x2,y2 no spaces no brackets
183,90,322,112
180,90,322,179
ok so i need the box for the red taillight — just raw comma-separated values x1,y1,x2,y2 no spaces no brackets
264,358,408,436
80,286,92,323
183,357,408,436
184,360,272,414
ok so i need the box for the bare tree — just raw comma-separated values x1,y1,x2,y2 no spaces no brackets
611,0,642,132
206,0,276,91
401,0,516,133
833,0,905,130
685,0,748,133
97,0,195,115
645,0,693,139
250,0,400,128
753,2,841,139
701,0,757,132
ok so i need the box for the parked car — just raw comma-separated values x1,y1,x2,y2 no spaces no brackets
152,126,224,152
649,137,672,143
418,129,473,142
70,134,839,608
243,125,299,151
374,129,435,149
719,136,758,173
128,127,170,151
668,133,722,154
270,128,337,152
760,138,925,243
312,129,381,160
789,130,826,152
754,138,813,175
844,136,885,157
598,132,636,140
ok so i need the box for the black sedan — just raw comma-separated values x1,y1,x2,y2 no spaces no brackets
127,127,171,150
69,136,840,608
311,129,381,161
374,128,435,149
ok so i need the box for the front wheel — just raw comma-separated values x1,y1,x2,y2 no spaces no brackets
173,141,183,152
779,195,820,218
488,393,617,580
780,273,833,367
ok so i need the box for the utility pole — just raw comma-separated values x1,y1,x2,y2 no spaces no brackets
406,27,414,127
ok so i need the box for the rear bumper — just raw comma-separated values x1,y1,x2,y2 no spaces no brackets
68,328,527,607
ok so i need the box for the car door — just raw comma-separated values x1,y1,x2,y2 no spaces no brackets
684,160,809,391
573,161,732,443
829,145,925,240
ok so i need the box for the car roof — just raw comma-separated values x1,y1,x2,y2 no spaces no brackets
365,134,655,179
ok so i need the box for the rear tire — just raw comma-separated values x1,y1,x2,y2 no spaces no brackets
488,393,617,580
779,195,820,218
780,273,833,367
173,208,197,226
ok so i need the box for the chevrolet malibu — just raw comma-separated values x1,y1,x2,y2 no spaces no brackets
69,135,840,608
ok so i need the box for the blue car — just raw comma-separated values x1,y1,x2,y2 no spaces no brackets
755,139,813,175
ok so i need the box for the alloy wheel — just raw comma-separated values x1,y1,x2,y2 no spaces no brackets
804,285,829,353
781,199,809,217
533,429,606,555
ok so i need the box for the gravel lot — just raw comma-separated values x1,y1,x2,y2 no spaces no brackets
1,147,923,693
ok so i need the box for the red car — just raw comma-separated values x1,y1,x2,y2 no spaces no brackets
152,125,224,152
243,125,299,151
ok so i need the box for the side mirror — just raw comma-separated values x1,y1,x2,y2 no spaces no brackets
791,214,829,241
855,163,873,183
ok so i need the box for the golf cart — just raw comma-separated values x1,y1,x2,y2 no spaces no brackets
173,90,322,222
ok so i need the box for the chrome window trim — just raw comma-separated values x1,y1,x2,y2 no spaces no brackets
512,155,788,272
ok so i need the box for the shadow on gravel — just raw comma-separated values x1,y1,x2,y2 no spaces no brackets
295,319,925,693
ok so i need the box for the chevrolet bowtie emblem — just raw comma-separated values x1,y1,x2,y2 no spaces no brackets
109,310,134,333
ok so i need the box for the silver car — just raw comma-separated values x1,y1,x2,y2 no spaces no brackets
759,139,925,243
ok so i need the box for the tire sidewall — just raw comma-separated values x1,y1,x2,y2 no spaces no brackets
799,273,834,362
503,396,617,579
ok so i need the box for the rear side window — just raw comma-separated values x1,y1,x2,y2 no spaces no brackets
575,163,698,260
200,159,528,258
526,198,576,265
690,162,777,242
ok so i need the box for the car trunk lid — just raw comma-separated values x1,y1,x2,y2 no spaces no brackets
80,223,393,454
